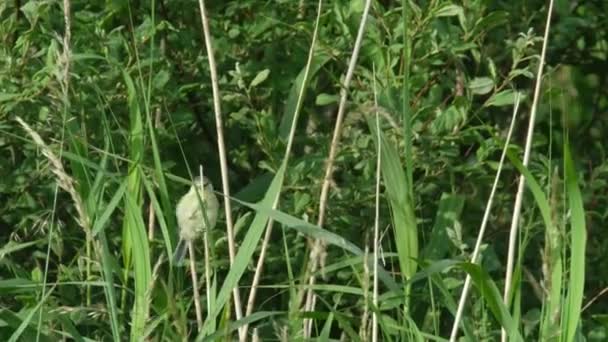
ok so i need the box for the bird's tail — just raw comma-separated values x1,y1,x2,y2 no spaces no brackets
173,239,188,265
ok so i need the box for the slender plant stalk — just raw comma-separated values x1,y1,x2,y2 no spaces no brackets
303,0,373,337
147,37,165,241
297,0,306,19
203,224,212,312
361,246,370,339
199,166,213,315
188,242,203,330
582,287,608,312
196,1,244,338
501,1,554,341
62,0,87,308
244,1,324,338
372,67,381,342
449,93,521,341
147,203,156,240
61,0,72,85
401,0,412,193
36,0,73,336
400,0,417,314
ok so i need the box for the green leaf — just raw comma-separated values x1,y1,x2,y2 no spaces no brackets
121,70,150,341
509,69,534,79
422,193,465,260
431,105,467,134
124,187,151,341
249,69,270,88
505,151,554,233
92,179,127,236
468,77,494,95
229,194,400,293
315,93,339,106
367,116,418,281
459,262,524,342
470,11,509,39
0,93,20,103
279,52,331,139
485,90,523,107
435,4,463,17
0,240,42,258
20,1,44,25
152,69,170,89
200,312,282,342
8,286,56,342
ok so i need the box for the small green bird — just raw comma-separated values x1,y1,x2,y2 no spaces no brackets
173,176,219,263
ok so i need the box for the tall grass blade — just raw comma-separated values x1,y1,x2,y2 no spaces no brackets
124,188,152,341
563,144,586,342
200,312,282,342
458,263,523,342
8,286,56,342
92,180,128,236
98,230,122,341
90,145,122,340
122,70,151,341
141,178,174,260
539,168,563,340
366,117,418,282
200,163,286,335
505,150,553,232
229,194,400,293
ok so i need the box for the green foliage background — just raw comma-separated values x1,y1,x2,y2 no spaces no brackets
1,0,607,340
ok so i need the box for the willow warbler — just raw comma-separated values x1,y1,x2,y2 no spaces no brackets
173,176,219,263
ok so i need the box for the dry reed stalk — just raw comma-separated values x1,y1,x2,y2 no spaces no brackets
501,1,554,341
196,1,244,338
303,0,372,336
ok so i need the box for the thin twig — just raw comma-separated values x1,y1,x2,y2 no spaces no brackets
303,0,373,336
361,245,370,340
147,202,156,240
188,241,203,330
582,286,608,312
501,1,554,341
297,0,306,19
196,1,244,338
243,1,325,339
372,66,381,342
61,0,71,89
449,93,521,341
199,166,213,317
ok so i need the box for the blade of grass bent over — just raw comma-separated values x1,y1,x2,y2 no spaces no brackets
229,194,400,293
245,3,325,335
200,163,286,336
307,0,374,335
449,93,520,341
458,263,523,342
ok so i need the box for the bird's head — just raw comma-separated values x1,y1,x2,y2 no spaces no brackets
193,176,213,192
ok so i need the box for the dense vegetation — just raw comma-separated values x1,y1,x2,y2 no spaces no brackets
1,0,607,341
